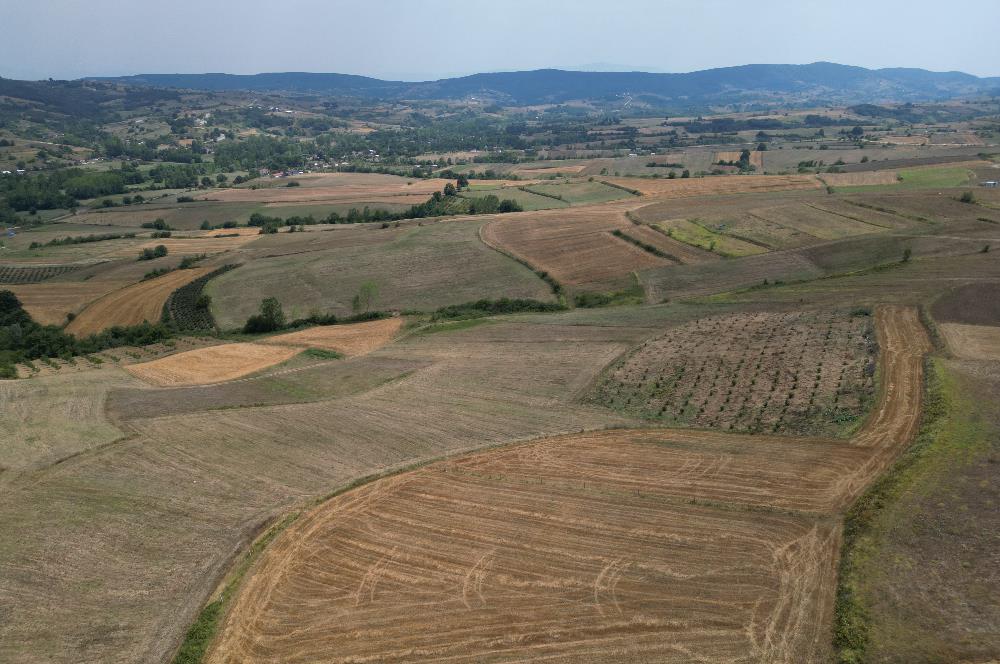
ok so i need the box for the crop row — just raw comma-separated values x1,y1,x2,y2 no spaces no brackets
162,264,239,331
0,264,79,284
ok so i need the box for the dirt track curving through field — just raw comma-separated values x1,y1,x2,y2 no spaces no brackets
207,306,930,664
65,268,212,336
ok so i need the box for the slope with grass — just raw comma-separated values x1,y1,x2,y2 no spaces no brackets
207,221,553,327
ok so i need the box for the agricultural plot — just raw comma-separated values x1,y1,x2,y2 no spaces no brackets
125,342,303,386
742,203,884,241
198,172,452,204
938,323,1000,361
652,218,766,257
7,279,132,325
480,203,672,293
208,438,842,664
262,316,403,355
208,307,930,664
107,355,427,420
162,265,239,331
207,220,553,328
603,174,821,198
521,180,634,205
65,267,213,336
125,317,403,385
0,369,138,472
819,171,899,187
0,318,642,664
591,310,876,435
0,264,80,284
459,185,567,211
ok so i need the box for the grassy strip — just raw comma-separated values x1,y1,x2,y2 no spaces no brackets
598,180,642,196
918,303,947,354
431,297,566,321
517,185,564,202
171,513,300,664
611,229,681,262
834,357,946,663
844,200,931,224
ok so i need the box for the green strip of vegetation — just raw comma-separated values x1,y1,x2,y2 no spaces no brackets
611,228,680,261
518,185,564,201
431,297,566,321
171,513,300,664
301,348,344,360
29,232,135,249
834,358,949,662
598,180,642,196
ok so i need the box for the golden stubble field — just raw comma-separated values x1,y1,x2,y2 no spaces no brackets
207,306,930,664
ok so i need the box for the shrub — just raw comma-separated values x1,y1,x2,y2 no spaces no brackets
958,191,976,204
243,297,285,333
138,244,168,261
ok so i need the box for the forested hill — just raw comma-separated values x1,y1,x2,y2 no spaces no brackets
91,62,1000,104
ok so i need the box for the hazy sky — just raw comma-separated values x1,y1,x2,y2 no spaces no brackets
4,0,999,81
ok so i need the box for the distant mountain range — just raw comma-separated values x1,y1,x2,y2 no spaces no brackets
90,62,1000,106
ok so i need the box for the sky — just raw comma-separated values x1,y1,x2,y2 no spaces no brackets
3,0,999,81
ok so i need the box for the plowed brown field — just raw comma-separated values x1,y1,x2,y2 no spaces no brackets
208,306,930,664
65,268,212,336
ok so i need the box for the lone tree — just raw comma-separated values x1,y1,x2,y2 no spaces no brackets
352,281,378,314
243,297,285,333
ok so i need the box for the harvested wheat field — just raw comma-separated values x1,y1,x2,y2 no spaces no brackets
7,279,131,325
125,342,301,386
209,439,842,664
126,318,404,385
65,268,212,336
263,316,403,355
207,307,929,664
604,174,820,198
715,150,764,169
820,171,900,187
939,323,1000,361
480,204,672,292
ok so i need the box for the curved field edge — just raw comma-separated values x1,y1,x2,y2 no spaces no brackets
833,355,998,662
184,307,930,663
832,358,942,661
169,436,586,664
